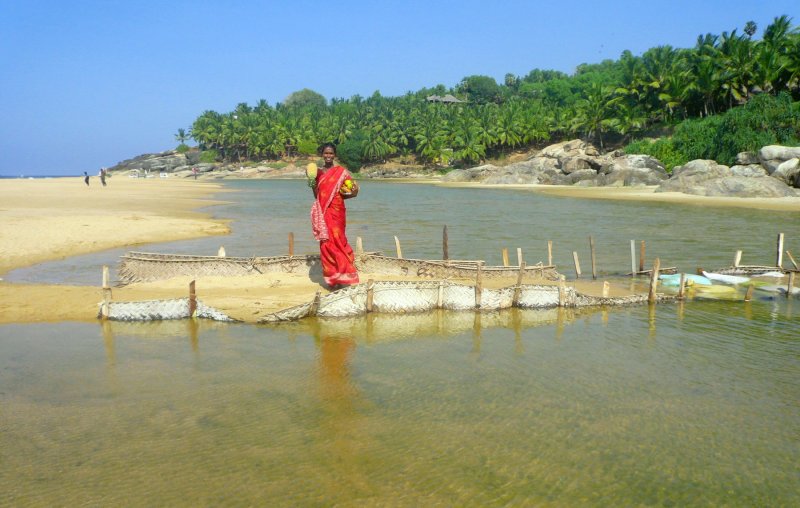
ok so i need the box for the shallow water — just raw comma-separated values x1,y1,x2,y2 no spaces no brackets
2,181,799,506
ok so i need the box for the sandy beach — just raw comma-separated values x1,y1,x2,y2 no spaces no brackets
2,177,798,325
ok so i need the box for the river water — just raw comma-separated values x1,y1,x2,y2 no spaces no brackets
1,180,799,506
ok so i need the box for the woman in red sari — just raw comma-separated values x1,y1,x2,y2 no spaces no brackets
310,143,360,288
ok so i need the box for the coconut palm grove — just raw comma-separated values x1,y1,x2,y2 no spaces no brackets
187,15,800,172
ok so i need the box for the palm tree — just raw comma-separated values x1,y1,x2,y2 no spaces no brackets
174,128,190,146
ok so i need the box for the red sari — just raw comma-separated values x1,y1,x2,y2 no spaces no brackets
310,165,359,287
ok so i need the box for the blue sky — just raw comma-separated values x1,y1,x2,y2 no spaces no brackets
1,0,797,176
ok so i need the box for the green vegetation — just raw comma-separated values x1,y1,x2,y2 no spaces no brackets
175,143,190,154
199,150,218,163
185,15,800,171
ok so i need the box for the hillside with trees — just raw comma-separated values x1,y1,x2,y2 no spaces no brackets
186,15,800,173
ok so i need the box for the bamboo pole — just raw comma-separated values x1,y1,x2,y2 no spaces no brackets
630,240,636,276
648,258,661,303
288,232,294,257
786,250,799,270
558,276,566,307
474,263,483,309
788,272,795,299
777,233,784,268
356,236,364,256
189,280,197,317
734,250,742,268
394,236,403,259
517,248,524,267
512,261,526,307
366,279,374,312
547,240,553,267
442,226,449,261
502,248,509,267
589,236,597,280
639,240,646,273
573,251,581,278
677,273,686,300
602,281,610,298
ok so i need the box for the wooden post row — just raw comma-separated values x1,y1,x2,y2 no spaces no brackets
589,236,597,280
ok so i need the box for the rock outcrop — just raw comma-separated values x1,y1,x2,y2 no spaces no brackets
447,140,668,187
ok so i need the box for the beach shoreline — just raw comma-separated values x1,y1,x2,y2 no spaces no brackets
1,177,798,324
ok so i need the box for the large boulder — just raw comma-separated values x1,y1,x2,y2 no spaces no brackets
730,164,768,178
694,177,797,197
599,154,669,186
759,145,800,162
771,158,800,187
441,164,499,182
656,160,732,193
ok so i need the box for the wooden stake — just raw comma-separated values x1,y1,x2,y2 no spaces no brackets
777,233,784,268
288,232,294,257
744,283,755,302
437,280,444,309
573,251,581,278
442,225,449,261
502,248,509,267
474,263,483,309
602,281,609,298
589,236,597,280
394,235,403,259
189,280,197,317
630,240,636,276
786,250,799,270
734,250,742,268
639,240,646,273
788,272,795,299
677,273,686,300
558,276,566,307
517,248,524,267
356,236,364,256
217,245,226,257
547,240,553,267
366,279,374,312
512,261,526,307
648,258,661,303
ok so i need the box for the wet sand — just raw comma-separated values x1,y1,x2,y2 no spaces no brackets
2,177,797,324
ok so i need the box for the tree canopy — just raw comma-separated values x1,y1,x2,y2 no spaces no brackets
188,15,800,170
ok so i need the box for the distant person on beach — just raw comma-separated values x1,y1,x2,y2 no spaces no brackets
83,171,89,186
100,168,107,186
310,143,360,289
192,166,198,180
